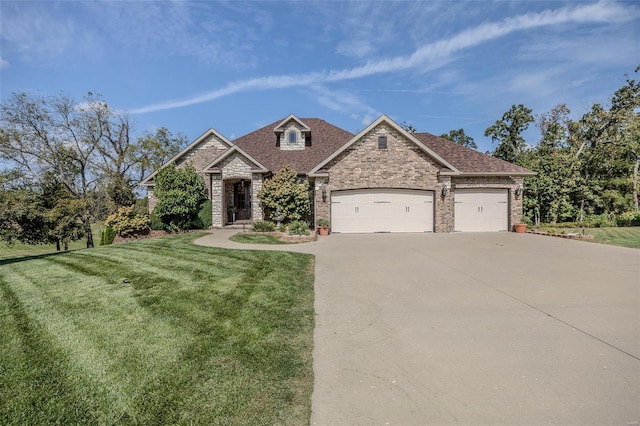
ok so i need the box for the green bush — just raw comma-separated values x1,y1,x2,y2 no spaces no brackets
154,164,207,231
100,226,116,245
105,206,151,237
616,211,640,227
133,198,149,216
150,208,163,230
252,221,276,232
197,200,212,229
584,213,616,228
288,220,309,236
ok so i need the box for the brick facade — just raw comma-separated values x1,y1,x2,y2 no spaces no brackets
317,123,450,232
145,115,531,233
313,123,524,233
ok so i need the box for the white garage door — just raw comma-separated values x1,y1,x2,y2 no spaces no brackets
331,189,434,233
454,189,509,232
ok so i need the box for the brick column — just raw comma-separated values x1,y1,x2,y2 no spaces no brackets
251,173,264,222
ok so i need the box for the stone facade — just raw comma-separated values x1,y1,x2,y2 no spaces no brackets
278,122,307,151
146,115,530,233
317,123,448,232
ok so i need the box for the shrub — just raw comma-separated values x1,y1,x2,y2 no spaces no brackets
154,164,207,231
197,200,212,229
133,198,149,216
100,226,116,245
105,206,151,237
252,221,276,232
584,213,616,228
288,220,309,236
150,208,163,230
616,211,640,227
258,165,311,222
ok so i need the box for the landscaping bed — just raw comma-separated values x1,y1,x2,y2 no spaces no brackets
231,231,317,245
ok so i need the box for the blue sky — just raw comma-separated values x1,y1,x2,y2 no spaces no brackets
1,1,639,153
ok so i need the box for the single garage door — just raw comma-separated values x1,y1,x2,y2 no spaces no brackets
331,189,434,233
454,188,508,232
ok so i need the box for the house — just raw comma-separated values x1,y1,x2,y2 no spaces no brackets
141,114,535,233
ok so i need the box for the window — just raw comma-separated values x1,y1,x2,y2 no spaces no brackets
377,136,387,149
288,131,297,144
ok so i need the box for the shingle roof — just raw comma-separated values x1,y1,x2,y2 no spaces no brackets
413,132,535,175
231,118,354,174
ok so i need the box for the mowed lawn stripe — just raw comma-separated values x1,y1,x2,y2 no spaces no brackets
0,233,315,425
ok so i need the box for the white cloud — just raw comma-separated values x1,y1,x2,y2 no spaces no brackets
129,1,637,114
306,84,381,120
0,57,8,69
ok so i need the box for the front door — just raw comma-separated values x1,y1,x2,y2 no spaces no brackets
234,181,252,220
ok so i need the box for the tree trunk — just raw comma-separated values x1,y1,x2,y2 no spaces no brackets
56,240,61,252
64,241,68,251
633,157,639,211
86,226,94,248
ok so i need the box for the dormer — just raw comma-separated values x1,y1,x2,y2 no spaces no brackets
274,114,310,151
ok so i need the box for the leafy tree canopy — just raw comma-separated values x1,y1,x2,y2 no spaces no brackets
485,104,534,163
440,128,478,149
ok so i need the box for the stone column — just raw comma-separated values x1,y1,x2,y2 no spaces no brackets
211,174,223,227
251,173,264,222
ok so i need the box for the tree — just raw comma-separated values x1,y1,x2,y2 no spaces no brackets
258,165,311,222
135,127,187,183
485,104,534,163
0,91,185,248
401,121,416,133
153,164,207,231
440,128,478,149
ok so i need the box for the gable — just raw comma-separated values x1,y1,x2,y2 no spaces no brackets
310,115,458,176
140,128,232,186
322,122,446,189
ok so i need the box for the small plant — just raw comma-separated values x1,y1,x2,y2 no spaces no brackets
288,220,309,236
100,226,116,245
252,220,276,232
105,206,151,238
317,219,330,228
197,200,212,229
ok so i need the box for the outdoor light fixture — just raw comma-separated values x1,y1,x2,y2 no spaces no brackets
441,183,449,197
321,183,327,202
515,185,523,197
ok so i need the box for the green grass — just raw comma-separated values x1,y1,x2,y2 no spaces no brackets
583,227,640,249
0,233,315,425
229,233,287,245
536,226,640,249
0,223,105,260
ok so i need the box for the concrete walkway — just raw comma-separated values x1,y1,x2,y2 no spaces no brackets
195,230,640,425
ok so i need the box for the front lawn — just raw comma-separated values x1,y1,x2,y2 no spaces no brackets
533,226,640,249
230,233,287,245
0,233,315,425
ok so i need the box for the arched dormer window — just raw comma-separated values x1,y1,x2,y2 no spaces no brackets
288,131,297,144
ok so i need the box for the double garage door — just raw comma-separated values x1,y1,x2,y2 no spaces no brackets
454,189,509,232
331,189,434,233
330,188,509,233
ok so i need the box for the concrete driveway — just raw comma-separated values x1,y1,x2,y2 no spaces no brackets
195,231,640,425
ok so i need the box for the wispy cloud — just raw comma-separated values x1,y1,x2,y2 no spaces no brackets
0,57,8,69
129,1,635,115
306,85,381,125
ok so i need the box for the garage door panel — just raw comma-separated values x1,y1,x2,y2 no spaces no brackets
454,189,508,232
331,189,433,233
